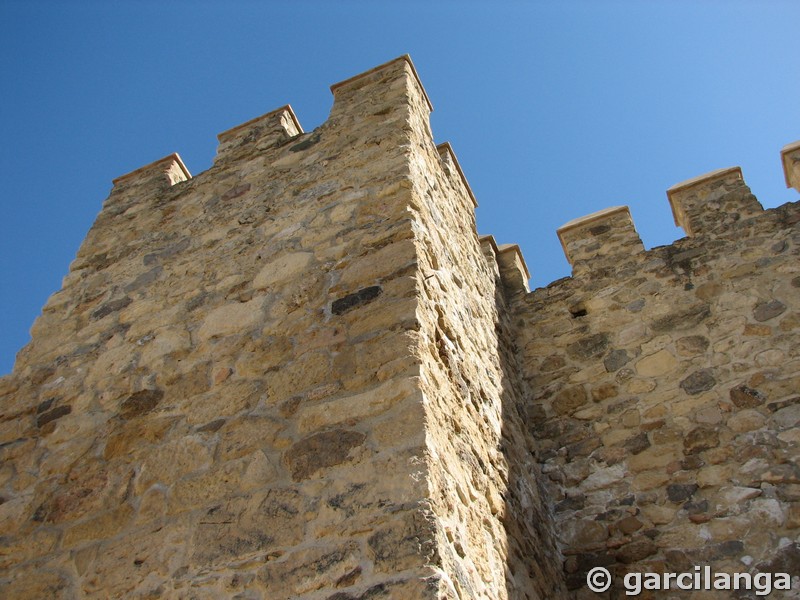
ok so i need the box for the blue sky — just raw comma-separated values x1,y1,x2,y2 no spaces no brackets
1,1,798,375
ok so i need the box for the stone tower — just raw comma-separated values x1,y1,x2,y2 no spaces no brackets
0,56,565,599
1,56,799,599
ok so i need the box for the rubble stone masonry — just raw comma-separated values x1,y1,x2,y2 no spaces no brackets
0,56,798,598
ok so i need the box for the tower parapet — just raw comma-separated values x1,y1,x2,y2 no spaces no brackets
557,205,644,277
111,152,191,191
667,166,762,237
215,105,303,163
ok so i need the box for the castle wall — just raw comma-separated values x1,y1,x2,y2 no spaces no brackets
512,172,800,596
2,53,798,599
0,58,436,599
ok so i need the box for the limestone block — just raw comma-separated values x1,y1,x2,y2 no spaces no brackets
252,251,314,290
196,296,265,340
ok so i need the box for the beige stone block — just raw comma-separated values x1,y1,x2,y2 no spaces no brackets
633,469,671,491
727,409,766,433
372,399,426,449
559,519,608,548
601,428,633,448
579,463,625,491
0,528,58,571
671,391,717,417
168,457,253,514
217,415,286,461
636,349,678,377
695,406,723,424
627,444,682,473
136,485,167,524
266,349,332,403
627,378,657,393
703,516,750,541
139,327,191,363
334,239,416,292
63,504,135,548
574,405,604,420
136,435,213,493
259,541,362,597
621,409,641,427
196,296,265,340
297,377,418,434
641,504,676,525
778,429,800,445
697,464,733,487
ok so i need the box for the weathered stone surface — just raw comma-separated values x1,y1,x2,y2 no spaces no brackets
119,389,164,419
753,299,786,322
567,333,610,360
729,383,766,408
679,369,716,395
684,426,720,454
284,429,367,481
603,349,630,372
552,385,588,415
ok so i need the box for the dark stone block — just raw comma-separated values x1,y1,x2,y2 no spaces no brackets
651,304,710,333
603,349,631,372
666,483,698,502
120,389,164,419
555,494,585,513
684,426,719,454
290,132,321,153
221,182,251,201
730,384,766,408
36,398,55,414
285,429,366,481
757,542,800,574
680,369,716,395
143,238,190,266
567,333,610,360
623,431,650,455
91,296,132,320
767,396,800,412
332,286,383,315
36,404,71,428
125,266,163,293
753,299,786,322
683,499,708,515
615,539,657,564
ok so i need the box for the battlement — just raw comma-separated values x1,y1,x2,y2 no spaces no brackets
111,152,191,190
215,105,303,163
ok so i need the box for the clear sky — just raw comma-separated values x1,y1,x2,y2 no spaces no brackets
1,1,798,375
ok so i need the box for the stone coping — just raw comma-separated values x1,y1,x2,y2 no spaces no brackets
216,105,303,143
480,235,531,281
666,166,742,227
497,243,531,281
330,55,434,113
112,153,191,185
557,205,630,234
781,141,800,189
436,142,477,208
